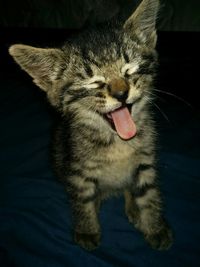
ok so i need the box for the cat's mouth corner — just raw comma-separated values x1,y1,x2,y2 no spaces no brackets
104,103,137,140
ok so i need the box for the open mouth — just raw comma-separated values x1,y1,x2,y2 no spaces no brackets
105,104,137,140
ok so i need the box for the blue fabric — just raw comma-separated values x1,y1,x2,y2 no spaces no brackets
0,73,200,267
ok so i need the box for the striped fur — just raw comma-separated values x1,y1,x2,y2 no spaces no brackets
9,0,172,251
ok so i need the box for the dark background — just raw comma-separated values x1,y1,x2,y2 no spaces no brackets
0,0,200,31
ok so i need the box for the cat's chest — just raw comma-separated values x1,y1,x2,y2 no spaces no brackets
87,140,138,190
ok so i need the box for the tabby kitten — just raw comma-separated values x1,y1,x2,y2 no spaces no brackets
9,0,173,251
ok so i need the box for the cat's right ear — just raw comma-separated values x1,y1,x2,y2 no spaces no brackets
9,44,66,92
123,0,160,49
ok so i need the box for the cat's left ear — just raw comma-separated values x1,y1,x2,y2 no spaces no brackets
9,44,66,92
123,0,160,49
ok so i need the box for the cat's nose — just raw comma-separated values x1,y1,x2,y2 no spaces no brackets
108,78,129,103
112,90,129,102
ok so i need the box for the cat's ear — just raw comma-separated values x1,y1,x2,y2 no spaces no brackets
9,44,66,92
123,0,159,49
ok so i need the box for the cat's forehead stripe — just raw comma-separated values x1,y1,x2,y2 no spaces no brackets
122,50,130,63
83,62,94,77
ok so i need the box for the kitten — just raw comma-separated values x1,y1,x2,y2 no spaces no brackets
9,0,173,251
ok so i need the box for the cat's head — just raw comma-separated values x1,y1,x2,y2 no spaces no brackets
9,0,159,140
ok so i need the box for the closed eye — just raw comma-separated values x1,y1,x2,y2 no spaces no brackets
84,76,106,89
121,63,139,77
86,81,105,89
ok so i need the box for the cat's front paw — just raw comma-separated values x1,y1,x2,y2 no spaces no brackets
145,225,173,250
74,232,101,250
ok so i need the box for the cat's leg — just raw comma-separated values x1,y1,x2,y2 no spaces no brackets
68,176,101,250
124,165,173,250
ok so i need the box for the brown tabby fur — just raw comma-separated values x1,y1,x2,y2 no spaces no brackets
9,0,173,251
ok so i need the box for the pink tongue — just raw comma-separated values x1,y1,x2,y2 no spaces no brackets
110,107,137,140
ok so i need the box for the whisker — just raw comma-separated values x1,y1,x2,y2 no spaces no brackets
145,90,168,104
152,89,193,109
144,96,171,123
153,103,171,123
